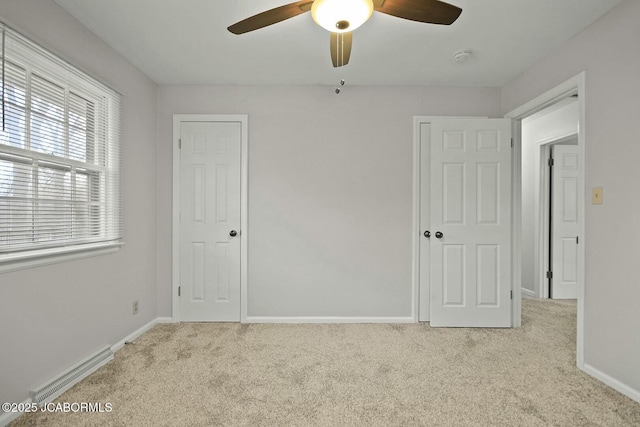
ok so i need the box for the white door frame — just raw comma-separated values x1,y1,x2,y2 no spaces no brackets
172,114,249,323
506,72,586,368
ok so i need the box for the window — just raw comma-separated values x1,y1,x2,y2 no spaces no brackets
0,23,122,269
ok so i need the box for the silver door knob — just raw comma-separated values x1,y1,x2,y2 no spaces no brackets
424,230,431,238
229,230,238,237
435,231,443,239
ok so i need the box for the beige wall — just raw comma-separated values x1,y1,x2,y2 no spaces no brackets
502,0,640,394
0,0,158,405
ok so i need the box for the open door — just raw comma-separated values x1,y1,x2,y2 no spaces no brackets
429,119,512,327
549,144,580,299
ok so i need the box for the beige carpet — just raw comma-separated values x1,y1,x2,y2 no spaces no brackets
12,299,640,426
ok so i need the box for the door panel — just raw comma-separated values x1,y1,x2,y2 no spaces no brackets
443,244,465,305
551,144,579,299
477,163,500,225
180,121,241,321
443,163,465,224
430,119,512,327
477,244,499,306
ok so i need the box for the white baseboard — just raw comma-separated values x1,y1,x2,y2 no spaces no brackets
521,288,536,299
245,316,416,324
582,363,640,404
1,316,173,427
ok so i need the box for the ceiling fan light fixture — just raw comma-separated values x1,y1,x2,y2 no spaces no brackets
311,0,374,33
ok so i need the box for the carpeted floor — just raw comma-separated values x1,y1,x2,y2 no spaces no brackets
12,299,640,426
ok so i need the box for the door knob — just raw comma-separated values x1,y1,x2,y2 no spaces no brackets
424,230,431,238
229,230,238,237
435,231,443,239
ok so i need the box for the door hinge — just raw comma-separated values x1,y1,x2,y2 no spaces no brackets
548,158,554,167
178,138,182,149
178,286,181,297
576,236,579,244
510,138,513,148
510,290,513,300
546,271,553,279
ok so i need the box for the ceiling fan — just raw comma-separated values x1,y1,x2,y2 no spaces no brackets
228,0,462,67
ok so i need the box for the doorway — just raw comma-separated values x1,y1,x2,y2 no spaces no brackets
172,115,249,322
543,139,580,299
520,97,580,300
506,72,586,368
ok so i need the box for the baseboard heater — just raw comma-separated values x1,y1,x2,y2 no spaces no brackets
30,346,114,405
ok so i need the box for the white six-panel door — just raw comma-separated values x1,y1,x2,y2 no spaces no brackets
429,119,512,327
179,121,242,321
550,144,580,299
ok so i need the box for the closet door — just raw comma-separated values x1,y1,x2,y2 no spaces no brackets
179,121,242,321
429,119,512,327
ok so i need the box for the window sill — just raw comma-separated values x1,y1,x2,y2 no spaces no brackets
0,242,123,274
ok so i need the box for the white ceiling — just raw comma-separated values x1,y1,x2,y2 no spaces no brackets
53,0,623,87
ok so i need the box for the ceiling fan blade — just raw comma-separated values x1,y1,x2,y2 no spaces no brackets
330,32,353,68
228,1,314,35
374,0,462,25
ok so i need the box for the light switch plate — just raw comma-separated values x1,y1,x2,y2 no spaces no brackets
592,187,603,204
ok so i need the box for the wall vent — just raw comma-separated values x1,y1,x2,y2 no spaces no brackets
30,346,113,405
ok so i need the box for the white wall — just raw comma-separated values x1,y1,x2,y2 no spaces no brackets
157,85,502,318
521,101,579,296
0,0,158,405
502,0,640,396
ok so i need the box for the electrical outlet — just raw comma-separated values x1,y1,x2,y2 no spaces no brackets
132,300,139,315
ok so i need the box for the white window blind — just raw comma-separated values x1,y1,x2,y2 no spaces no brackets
0,23,122,264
